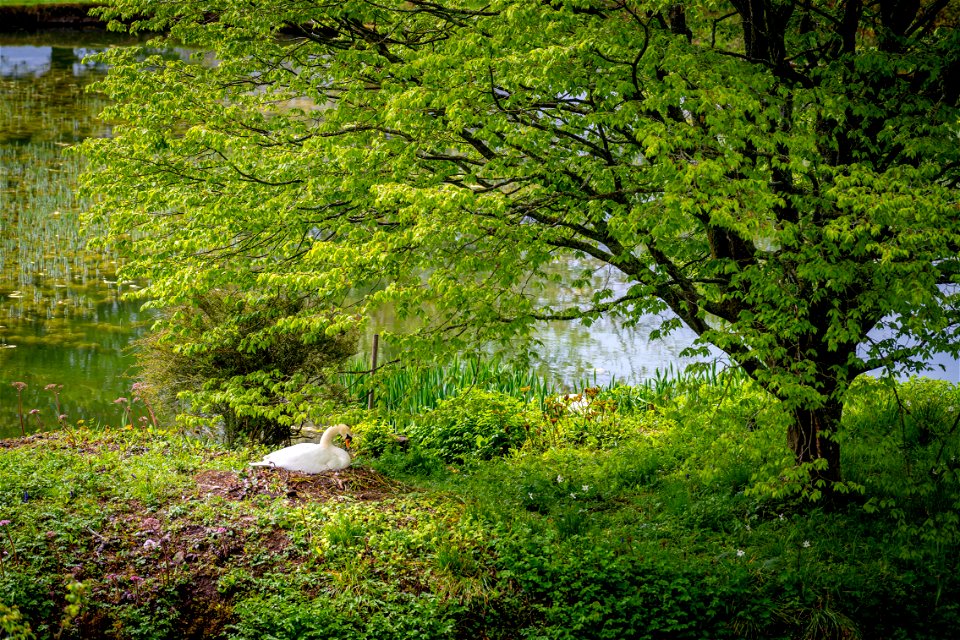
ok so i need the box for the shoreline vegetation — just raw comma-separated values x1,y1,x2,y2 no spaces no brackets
2,373,960,638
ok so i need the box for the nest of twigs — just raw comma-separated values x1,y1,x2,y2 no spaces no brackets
194,465,410,504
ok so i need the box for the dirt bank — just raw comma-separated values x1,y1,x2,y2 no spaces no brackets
0,3,106,32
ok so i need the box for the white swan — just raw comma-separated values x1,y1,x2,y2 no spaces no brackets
249,424,353,473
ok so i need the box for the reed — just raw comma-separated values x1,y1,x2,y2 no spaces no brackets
338,355,561,417
339,353,741,420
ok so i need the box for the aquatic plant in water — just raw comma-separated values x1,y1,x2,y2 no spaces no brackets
1,49,145,432
11,382,27,436
114,397,130,428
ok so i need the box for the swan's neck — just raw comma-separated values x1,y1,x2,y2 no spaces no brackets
319,427,340,448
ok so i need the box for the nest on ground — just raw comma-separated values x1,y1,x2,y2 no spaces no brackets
195,465,410,504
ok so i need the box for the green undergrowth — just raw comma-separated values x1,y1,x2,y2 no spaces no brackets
1,376,958,638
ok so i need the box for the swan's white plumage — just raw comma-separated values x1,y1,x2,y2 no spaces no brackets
249,424,353,473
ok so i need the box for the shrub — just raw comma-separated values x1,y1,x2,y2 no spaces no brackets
134,290,356,445
350,420,404,459
408,389,534,463
536,393,665,451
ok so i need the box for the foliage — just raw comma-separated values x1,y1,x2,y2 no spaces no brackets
407,389,535,463
228,495,501,640
537,399,661,451
497,531,735,640
0,603,35,640
650,376,799,494
0,1,98,5
134,290,356,445
841,377,960,582
81,0,960,484
349,419,402,459
229,595,346,640
1,377,959,638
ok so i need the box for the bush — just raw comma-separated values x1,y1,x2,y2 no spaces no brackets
351,420,404,459
135,290,356,445
408,389,534,463
537,391,665,451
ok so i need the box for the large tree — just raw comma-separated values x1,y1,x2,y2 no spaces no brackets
82,0,960,484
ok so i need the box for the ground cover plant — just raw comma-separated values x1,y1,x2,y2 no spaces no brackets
1,373,958,639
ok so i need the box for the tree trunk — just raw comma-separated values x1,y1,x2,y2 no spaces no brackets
787,400,842,484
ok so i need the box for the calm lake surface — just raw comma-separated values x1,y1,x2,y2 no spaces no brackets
1,35,154,438
1,35,956,438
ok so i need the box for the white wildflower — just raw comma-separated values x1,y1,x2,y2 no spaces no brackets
736,549,745,558
567,397,591,414
570,493,577,499
556,474,564,483
143,539,159,550
802,540,811,548
582,485,590,492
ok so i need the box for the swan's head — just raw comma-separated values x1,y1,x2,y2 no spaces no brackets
334,423,354,448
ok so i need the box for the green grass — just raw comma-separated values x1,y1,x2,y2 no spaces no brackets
0,375,958,638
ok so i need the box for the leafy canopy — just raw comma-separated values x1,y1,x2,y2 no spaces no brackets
82,0,960,458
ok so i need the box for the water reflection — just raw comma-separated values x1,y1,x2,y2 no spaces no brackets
1,39,148,438
0,45,54,77
1,43,107,75
536,314,711,386
525,260,726,385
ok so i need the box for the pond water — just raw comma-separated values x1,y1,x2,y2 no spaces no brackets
1,36,152,438
1,35,956,438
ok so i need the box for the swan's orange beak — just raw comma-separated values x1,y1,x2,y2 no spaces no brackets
344,434,353,449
